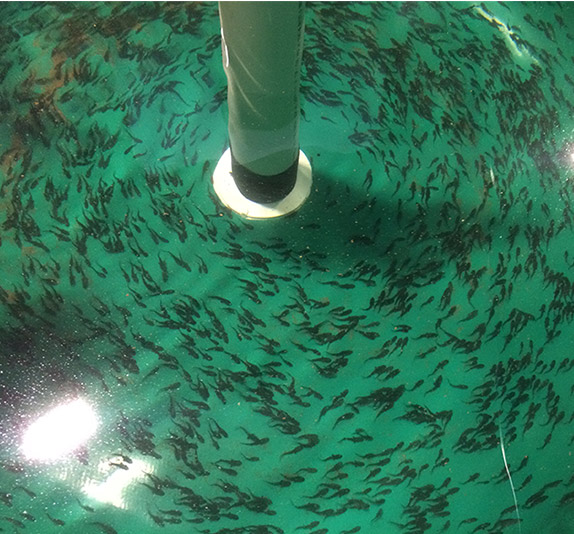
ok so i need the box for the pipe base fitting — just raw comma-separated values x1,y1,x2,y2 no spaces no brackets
213,148,312,220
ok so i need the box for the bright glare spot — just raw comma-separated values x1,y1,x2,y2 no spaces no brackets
83,458,152,509
570,150,574,164
473,6,537,64
221,29,229,68
21,398,99,462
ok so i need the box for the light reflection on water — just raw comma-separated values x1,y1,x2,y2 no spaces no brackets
22,398,99,462
0,2,573,533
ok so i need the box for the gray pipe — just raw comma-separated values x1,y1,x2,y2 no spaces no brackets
218,1,305,203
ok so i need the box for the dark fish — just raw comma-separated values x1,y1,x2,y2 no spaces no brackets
46,513,65,526
89,522,119,534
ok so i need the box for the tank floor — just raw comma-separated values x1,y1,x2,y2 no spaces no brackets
0,3,573,533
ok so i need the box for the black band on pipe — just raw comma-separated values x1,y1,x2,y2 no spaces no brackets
231,152,298,204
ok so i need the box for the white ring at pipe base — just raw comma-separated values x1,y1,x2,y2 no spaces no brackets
212,149,312,220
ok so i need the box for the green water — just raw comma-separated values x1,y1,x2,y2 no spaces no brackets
1,2,574,533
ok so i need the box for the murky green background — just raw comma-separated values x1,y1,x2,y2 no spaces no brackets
1,2,574,533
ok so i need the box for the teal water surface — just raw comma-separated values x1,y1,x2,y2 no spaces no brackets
1,2,574,534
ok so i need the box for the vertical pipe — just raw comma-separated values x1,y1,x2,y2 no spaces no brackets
219,1,303,203
214,1,312,219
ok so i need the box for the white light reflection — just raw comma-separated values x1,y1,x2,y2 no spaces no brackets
83,458,153,509
21,398,99,462
221,28,229,68
474,6,537,64
557,138,574,172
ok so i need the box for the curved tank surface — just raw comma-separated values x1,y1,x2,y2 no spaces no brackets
0,2,573,534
